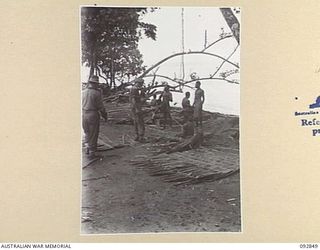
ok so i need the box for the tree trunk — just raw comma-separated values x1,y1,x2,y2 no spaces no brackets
89,65,94,79
220,8,240,44
89,48,95,79
110,58,115,88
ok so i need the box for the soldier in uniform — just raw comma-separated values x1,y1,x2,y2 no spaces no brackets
130,78,146,142
82,75,108,159
193,81,205,127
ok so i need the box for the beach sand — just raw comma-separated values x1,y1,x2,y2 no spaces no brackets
81,104,241,234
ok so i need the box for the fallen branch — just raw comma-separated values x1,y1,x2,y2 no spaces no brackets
166,131,204,154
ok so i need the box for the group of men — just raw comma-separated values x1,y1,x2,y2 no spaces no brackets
82,75,205,158
130,78,205,142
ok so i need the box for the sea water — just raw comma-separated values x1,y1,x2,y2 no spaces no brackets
171,80,239,116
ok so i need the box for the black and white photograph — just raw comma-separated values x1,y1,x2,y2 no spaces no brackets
81,6,241,234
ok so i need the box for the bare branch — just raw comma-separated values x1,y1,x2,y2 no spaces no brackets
145,83,180,91
201,35,233,52
151,67,160,75
211,44,239,78
139,50,239,79
115,48,240,90
151,67,160,86
143,74,194,89
143,74,238,95
184,77,239,85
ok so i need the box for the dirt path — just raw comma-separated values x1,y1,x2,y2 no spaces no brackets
81,122,241,234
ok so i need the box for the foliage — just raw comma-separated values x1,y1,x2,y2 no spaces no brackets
81,7,157,87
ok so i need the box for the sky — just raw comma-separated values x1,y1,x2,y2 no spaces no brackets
138,7,240,115
139,7,240,70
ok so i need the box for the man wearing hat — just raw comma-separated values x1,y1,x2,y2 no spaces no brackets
130,78,146,142
82,75,108,158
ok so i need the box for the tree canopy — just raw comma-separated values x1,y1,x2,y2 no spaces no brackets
81,7,157,87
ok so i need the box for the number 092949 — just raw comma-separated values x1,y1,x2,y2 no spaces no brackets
300,244,318,248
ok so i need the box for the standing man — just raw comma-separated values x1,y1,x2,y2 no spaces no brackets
130,78,146,142
193,80,205,127
150,94,158,125
160,85,173,129
182,91,192,123
82,75,108,159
